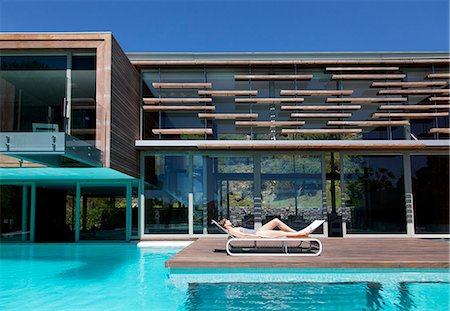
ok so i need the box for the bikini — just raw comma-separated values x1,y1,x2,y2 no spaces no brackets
238,227,258,234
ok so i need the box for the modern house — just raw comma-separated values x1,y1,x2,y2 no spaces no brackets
1,32,449,242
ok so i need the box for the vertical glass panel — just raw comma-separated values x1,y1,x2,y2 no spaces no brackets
35,186,75,242
0,55,67,132
0,185,28,241
411,155,449,234
144,155,190,234
261,155,323,231
71,55,96,142
193,155,206,234
80,186,126,240
131,186,139,237
343,155,406,234
204,156,254,231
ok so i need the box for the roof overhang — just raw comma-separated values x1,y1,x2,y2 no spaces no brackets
0,167,136,184
135,139,450,151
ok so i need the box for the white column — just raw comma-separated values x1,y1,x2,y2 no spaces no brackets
188,193,194,236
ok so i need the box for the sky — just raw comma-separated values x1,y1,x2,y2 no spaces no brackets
0,0,449,52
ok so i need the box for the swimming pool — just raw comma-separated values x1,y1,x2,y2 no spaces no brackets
0,243,448,310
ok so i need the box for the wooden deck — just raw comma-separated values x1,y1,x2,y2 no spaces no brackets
166,238,449,269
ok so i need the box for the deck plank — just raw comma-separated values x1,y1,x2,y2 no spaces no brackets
165,238,449,269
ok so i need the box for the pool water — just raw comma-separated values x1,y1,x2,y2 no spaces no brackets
0,244,448,311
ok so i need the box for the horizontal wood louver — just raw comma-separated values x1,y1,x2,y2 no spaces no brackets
198,113,258,119
372,112,449,119
235,98,305,103
281,129,363,134
281,90,353,96
378,89,450,95
143,105,215,111
152,82,212,89
372,81,448,88
429,128,450,134
198,90,257,96
71,129,96,135
332,74,406,80
281,105,361,110
326,67,400,71
327,97,407,103
71,98,96,103
152,128,213,135
327,120,410,126
235,74,312,80
235,121,305,127
429,97,450,102
72,105,95,110
290,113,352,118
427,73,450,79
378,105,450,110
143,98,212,104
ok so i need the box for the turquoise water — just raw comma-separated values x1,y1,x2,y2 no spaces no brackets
0,244,449,311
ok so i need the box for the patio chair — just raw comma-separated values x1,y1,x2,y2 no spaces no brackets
211,219,324,256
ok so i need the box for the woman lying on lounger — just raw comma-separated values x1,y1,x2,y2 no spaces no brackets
218,218,323,238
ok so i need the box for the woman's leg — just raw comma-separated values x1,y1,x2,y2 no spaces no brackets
259,218,296,232
256,230,309,238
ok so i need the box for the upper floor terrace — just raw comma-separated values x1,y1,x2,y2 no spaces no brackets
129,52,450,147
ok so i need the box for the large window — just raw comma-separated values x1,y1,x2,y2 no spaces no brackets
0,185,29,241
343,155,406,234
142,153,326,235
411,155,449,234
0,54,97,141
0,56,67,132
261,155,323,231
144,155,190,234
80,186,126,240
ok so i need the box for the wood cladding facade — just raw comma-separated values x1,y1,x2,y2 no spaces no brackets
109,37,141,177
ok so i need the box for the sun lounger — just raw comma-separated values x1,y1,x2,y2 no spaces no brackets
211,219,324,256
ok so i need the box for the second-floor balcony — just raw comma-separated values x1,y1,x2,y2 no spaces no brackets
0,132,102,167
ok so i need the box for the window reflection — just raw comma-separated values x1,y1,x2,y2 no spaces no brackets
411,155,449,234
343,155,406,234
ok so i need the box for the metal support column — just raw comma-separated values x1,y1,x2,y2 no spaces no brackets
30,183,36,242
253,154,262,229
75,183,81,242
403,153,415,236
321,154,329,237
339,153,348,237
22,185,28,241
126,182,132,241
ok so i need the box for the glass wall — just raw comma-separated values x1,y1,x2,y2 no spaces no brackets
343,155,406,234
80,186,126,240
35,186,75,242
411,155,449,234
261,155,323,231
70,55,96,142
143,152,326,235
0,55,67,132
0,185,29,241
208,156,254,230
141,65,449,141
0,53,97,141
144,155,190,234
